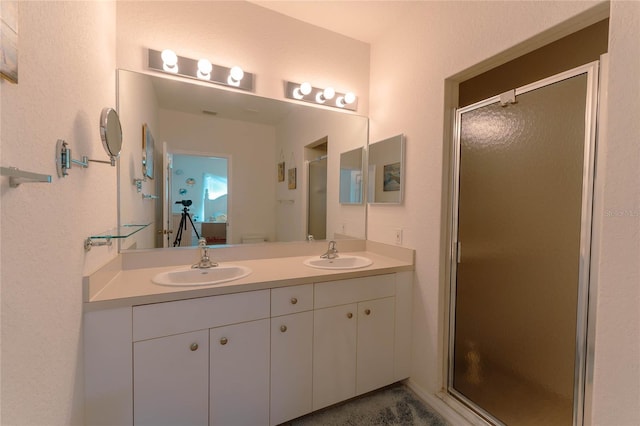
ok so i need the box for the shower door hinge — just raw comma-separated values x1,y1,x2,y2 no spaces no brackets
456,241,462,264
499,89,516,107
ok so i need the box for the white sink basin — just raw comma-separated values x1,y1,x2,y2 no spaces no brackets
303,255,373,270
152,265,252,286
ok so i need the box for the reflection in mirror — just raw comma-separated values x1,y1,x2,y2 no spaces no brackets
142,124,155,179
117,70,368,250
339,147,364,204
367,134,405,204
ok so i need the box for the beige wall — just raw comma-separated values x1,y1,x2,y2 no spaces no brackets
368,1,639,424
116,1,370,116
0,1,117,424
590,1,640,423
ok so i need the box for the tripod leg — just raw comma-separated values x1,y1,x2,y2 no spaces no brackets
185,212,201,241
173,213,186,246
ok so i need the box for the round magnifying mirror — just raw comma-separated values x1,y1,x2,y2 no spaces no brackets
100,107,123,166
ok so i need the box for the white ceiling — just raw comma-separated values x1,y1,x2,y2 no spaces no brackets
249,1,414,44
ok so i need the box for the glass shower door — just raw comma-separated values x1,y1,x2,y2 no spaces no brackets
450,63,598,426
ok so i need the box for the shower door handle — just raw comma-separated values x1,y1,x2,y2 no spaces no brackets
457,242,462,264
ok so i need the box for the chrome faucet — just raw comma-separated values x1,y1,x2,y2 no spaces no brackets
320,240,339,259
192,238,218,269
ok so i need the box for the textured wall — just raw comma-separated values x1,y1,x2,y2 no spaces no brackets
0,2,116,424
590,1,640,424
366,2,639,424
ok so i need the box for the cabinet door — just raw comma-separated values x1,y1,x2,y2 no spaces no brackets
133,330,209,426
357,297,396,395
313,303,357,410
210,319,269,426
270,311,313,426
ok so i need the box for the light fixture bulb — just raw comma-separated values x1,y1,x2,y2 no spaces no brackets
323,87,335,100
293,88,304,99
230,66,244,81
161,49,178,73
300,82,312,96
227,66,244,87
197,59,212,80
344,92,356,104
337,92,356,108
315,92,326,104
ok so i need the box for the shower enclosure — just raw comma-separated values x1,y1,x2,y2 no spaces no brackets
308,156,328,240
448,62,599,425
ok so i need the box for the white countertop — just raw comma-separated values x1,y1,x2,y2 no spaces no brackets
84,247,414,310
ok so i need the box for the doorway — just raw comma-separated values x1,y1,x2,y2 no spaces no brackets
306,138,328,240
448,63,599,425
167,153,229,247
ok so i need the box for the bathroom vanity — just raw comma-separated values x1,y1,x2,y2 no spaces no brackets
83,240,413,426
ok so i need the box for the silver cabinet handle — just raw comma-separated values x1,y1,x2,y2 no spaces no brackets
290,297,298,305
347,312,353,319
190,343,199,351
280,325,287,333
364,309,371,315
220,337,228,345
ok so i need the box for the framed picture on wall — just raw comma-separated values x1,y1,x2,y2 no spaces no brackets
142,124,155,179
288,167,297,190
278,162,285,182
383,162,400,191
0,1,18,83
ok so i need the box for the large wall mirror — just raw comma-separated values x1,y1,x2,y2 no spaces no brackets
117,69,368,250
367,134,405,204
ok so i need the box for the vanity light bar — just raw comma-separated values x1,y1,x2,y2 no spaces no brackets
148,49,254,92
284,81,358,111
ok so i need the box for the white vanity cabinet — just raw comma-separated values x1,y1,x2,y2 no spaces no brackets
133,330,209,426
131,290,270,426
312,274,398,411
210,319,270,426
269,284,314,426
84,271,413,426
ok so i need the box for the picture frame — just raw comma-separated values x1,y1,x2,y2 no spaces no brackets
142,124,155,179
383,162,401,191
277,161,285,182
288,167,297,190
0,1,18,84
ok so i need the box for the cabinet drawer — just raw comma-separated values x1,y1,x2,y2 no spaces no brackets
271,284,313,316
133,290,270,341
314,274,395,309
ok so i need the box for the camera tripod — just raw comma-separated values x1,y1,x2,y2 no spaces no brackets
173,206,201,247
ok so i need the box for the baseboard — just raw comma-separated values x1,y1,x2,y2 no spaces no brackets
405,379,490,426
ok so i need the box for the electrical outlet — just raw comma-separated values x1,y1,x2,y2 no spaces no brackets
394,228,403,245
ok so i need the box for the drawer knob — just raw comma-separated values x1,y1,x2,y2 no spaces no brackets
365,309,371,315
290,297,298,305
280,325,288,333
347,312,353,319
190,343,199,351
220,337,228,345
